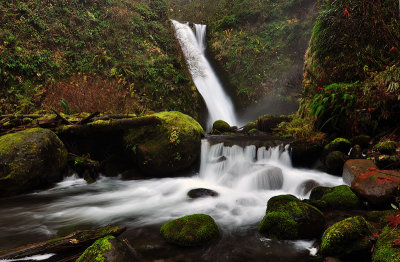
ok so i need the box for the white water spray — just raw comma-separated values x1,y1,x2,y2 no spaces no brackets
172,20,237,128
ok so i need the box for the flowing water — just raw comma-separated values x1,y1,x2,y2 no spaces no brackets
0,140,343,260
172,20,237,128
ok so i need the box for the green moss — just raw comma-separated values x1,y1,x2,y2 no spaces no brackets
258,211,298,239
320,216,374,257
160,214,219,246
212,120,231,133
76,235,114,262
374,141,397,155
124,111,203,174
324,138,351,153
242,121,256,133
321,185,361,210
373,225,400,262
366,210,395,227
247,128,257,134
325,151,345,174
267,194,299,212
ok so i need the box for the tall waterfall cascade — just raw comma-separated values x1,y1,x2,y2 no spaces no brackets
172,20,237,128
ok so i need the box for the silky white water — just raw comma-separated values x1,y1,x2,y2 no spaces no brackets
172,20,237,128
0,140,343,242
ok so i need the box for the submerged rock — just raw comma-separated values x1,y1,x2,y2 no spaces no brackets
258,194,325,239
0,128,67,197
372,224,400,262
297,179,319,195
187,188,219,198
76,235,137,262
320,216,374,259
160,214,219,246
124,111,204,175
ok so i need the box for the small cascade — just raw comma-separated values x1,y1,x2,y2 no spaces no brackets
172,20,237,128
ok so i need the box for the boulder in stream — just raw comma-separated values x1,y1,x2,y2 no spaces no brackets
76,236,138,262
320,216,374,259
124,111,204,175
0,128,68,197
258,194,325,239
187,188,219,198
160,214,219,246
309,185,362,210
372,224,400,262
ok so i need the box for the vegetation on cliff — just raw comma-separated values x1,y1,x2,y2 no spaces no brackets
0,0,202,117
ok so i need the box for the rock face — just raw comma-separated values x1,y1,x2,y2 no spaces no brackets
373,225,400,262
76,236,137,262
351,169,400,206
290,138,326,168
0,128,67,197
160,214,219,246
342,159,377,185
124,111,204,175
320,216,374,258
187,188,219,199
309,185,362,210
258,195,325,239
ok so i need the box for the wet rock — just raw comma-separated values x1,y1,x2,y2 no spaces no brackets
254,167,283,190
297,180,319,195
241,121,256,133
372,225,400,262
76,236,138,262
124,111,204,175
290,138,326,168
160,214,219,246
258,194,325,239
325,151,345,176
0,128,68,197
348,145,363,159
373,141,397,155
342,159,377,185
211,120,231,134
320,216,374,259
351,169,400,206
256,114,292,133
187,188,219,198
68,154,100,183
324,138,351,154
310,185,362,210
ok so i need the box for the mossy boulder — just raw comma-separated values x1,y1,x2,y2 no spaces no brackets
374,141,397,155
324,138,351,153
310,185,362,210
325,151,345,176
124,111,204,175
211,120,231,134
0,128,67,197
76,235,137,262
372,225,400,262
320,216,374,258
242,121,256,133
375,155,400,170
160,214,219,246
258,194,325,239
256,115,293,133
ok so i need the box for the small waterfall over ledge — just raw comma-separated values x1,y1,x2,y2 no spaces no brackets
172,20,237,128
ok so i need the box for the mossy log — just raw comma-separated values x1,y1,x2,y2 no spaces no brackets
0,225,126,260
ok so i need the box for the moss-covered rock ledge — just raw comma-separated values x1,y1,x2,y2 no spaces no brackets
0,128,67,197
57,111,204,176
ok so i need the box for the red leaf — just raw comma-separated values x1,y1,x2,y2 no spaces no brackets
388,213,400,227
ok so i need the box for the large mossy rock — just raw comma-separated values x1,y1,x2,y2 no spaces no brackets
372,225,400,262
76,236,137,262
309,185,362,210
325,151,345,176
373,141,397,155
124,111,204,175
211,120,231,134
0,128,67,197
290,138,327,168
320,216,374,258
258,195,325,240
160,214,219,246
324,138,351,153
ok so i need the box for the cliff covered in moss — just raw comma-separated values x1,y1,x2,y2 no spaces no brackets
0,0,203,118
167,0,317,108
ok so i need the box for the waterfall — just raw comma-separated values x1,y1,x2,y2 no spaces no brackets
172,20,237,128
